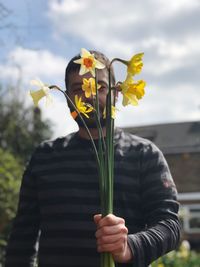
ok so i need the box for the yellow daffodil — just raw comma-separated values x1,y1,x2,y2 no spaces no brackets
71,95,94,119
103,105,116,119
126,52,144,76
82,77,101,98
178,240,190,259
29,79,53,107
74,48,105,77
120,74,146,106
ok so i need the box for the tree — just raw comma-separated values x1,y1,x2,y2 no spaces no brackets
0,149,22,260
0,84,53,163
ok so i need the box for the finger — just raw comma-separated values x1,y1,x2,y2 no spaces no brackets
93,214,102,225
98,214,125,228
97,232,126,245
97,237,126,253
95,224,128,238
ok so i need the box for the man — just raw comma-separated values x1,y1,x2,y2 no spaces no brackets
5,51,181,267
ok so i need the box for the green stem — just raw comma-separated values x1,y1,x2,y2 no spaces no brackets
94,72,106,151
101,65,116,267
110,57,128,66
94,71,106,215
49,85,100,167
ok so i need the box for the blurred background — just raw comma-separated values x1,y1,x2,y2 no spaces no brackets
0,0,200,266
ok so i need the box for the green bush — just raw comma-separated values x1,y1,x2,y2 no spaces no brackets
0,149,22,265
152,241,200,267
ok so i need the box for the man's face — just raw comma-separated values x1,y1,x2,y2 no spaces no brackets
67,69,109,128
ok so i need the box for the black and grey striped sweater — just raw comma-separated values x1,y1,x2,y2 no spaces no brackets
5,128,181,267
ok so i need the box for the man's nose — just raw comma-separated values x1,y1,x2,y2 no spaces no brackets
82,92,95,103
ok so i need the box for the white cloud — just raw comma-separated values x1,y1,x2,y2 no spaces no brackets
49,0,87,14
47,0,200,81
0,47,67,86
115,84,200,128
48,0,200,52
143,37,200,77
47,0,143,55
153,0,200,18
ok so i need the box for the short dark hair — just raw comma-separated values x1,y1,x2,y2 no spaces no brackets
65,50,116,91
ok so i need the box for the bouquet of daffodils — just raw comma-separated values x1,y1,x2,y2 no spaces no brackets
30,48,146,267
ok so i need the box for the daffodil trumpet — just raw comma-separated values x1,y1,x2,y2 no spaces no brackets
30,89,48,106
109,52,144,76
29,79,53,106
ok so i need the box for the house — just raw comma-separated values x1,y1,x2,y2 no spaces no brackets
123,121,200,249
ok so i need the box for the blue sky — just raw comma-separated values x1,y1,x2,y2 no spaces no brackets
1,0,200,137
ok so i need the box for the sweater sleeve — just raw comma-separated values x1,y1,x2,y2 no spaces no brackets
127,142,181,267
5,151,40,267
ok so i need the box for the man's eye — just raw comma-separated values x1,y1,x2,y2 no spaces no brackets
99,86,107,91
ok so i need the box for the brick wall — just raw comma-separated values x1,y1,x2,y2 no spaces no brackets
165,152,200,193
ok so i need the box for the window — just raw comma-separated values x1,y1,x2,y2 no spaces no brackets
179,204,200,233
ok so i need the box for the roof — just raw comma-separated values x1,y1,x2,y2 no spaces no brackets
123,121,200,154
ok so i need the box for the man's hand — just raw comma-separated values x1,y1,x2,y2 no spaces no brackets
94,214,133,263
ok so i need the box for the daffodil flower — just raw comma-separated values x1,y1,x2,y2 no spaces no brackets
82,77,101,98
71,95,94,119
178,240,190,259
126,53,144,76
29,79,53,107
103,105,116,119
74,48,105,77
120,74,146,106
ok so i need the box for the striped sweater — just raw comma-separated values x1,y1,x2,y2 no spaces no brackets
5,128,181,267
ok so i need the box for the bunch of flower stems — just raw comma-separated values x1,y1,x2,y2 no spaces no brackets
50,67,116,267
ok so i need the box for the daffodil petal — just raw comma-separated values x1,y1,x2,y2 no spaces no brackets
85,90,91,98
79,65,87,75
86,107,93,113
95,60,105,69
75,95,78,106
81,48,91,57
83,113,89,118
78,96,82,106
90,68,96,77
128,94,138,106
45,95,53,107
30,79,43,87
73,58,82,64
122,95,130,106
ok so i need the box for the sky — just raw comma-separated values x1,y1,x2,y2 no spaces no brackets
0,0,200,138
